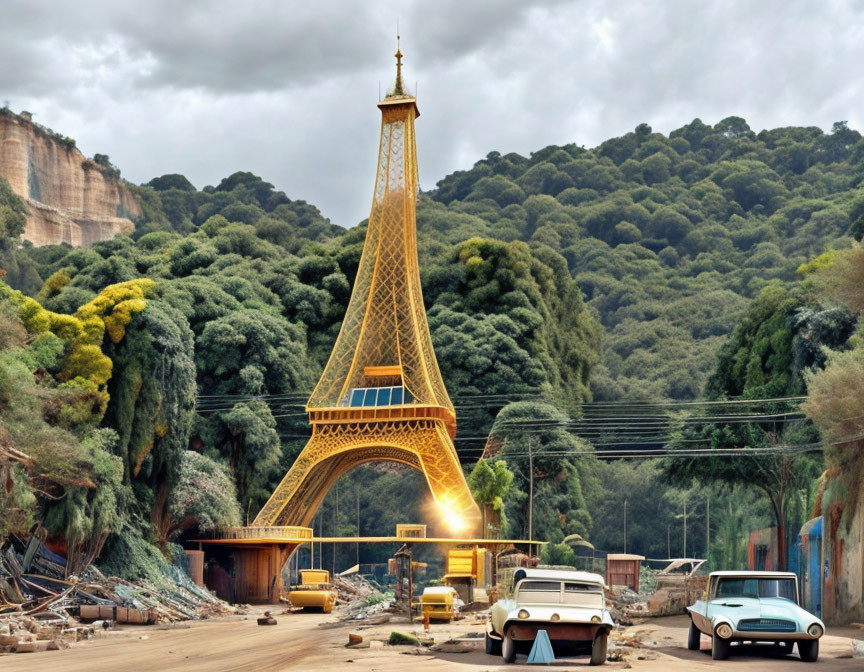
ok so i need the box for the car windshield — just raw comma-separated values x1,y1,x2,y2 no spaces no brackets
516,580,604,608
715,577,797,602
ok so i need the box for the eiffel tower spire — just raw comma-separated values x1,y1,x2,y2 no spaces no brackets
393,34,405,96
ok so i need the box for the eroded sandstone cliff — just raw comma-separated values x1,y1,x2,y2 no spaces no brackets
0,110,141,246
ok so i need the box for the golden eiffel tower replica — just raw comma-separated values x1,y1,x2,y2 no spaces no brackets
252,45,481,534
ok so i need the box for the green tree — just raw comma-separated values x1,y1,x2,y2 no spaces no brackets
166,450,241,537
467,459,514,538
490,402,594,544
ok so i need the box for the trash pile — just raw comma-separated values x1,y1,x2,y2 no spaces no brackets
332,573,384,604
331,574,395,622
0,534,234,654
605,586,646,625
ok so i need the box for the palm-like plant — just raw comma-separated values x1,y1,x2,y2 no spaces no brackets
468,459,514,539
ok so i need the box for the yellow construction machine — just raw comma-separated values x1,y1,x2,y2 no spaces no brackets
284,569,337,613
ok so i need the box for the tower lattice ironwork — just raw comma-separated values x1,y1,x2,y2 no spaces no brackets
253,45,481,532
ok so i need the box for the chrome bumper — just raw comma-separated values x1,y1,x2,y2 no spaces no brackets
728,629,821,641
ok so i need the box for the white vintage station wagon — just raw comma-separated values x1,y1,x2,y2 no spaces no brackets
487,568,615,665
687,571,824,662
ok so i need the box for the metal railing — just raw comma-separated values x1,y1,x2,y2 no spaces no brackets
211,525,313,541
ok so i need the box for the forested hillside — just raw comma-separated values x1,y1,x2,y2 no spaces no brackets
2,115,863,577
423,117,863,399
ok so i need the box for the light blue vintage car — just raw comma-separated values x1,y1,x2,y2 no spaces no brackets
687,571,824,662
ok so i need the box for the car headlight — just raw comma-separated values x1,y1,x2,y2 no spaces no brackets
550,613,560,622
807,624,823,638
715,623,733,639
518,609,529,619
591,615,601,624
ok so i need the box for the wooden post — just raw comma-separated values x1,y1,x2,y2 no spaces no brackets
356,487,360,567
528,436,534,543
706,495,710,559
624,498,628,554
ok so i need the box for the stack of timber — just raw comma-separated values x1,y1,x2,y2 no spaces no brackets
0,534,234,654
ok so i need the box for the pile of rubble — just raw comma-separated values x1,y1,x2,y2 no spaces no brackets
605,586,646,625
0,613,91,653
331,574,394,622
0,535,234,654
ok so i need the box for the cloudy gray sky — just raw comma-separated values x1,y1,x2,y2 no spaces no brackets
2,0,863,227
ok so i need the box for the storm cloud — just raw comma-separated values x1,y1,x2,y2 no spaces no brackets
2,0,862,226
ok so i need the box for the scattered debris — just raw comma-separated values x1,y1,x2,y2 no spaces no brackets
257,610,277,626
610,629,645,649
607,649,628,662
347,631,364,646
388,630,420,645
400,647,433,656
329,574,395,623
429,640,476,653
80,604,154,624
0,533,235,656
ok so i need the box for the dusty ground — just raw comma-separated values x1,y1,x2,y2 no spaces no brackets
1,607,862,671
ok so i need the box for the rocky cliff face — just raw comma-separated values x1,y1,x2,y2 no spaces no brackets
0,110,141,246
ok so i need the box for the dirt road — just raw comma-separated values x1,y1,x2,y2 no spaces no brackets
2,608,861,671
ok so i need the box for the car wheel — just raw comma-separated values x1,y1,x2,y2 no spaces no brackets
711,633,730,660
687,619,701,651
485,632,502,656
798,639,819,663
590,630,608,666
502,630,516,664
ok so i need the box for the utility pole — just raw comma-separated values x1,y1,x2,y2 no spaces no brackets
667,525,670,558
309,518,315,569
706,494,710,559
623,499,628,554
683,500,687,558
527,436,534,543
316,514,321,568
356,487,360,568
333,483,338,576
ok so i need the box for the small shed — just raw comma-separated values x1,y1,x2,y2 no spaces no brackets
797,517,824,617
606,553,644,592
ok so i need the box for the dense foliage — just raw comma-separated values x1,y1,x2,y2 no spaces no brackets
800,244,864,541
426,118,863,400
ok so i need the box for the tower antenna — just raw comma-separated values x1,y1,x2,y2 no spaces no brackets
393,22,404,96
